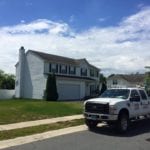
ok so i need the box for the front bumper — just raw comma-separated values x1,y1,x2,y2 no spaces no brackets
84,112,118,121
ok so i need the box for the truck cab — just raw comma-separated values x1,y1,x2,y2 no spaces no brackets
84,88,150,133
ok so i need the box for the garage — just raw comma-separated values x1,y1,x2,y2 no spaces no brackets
57,83,80,100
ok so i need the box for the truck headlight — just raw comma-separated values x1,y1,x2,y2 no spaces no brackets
83,101,87,106
109,105,117,114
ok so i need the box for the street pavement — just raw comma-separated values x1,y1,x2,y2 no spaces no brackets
3,119,150,150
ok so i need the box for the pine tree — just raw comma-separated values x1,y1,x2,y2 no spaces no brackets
46,74,58,101
99,74,107,95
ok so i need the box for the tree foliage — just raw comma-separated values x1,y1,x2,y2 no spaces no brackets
0,70,15,89
145,72,150,96
99,74,107,95
46,74,58,101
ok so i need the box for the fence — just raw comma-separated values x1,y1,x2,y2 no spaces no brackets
0,90,15,99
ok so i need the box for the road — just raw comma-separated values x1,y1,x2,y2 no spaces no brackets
3,119,150,150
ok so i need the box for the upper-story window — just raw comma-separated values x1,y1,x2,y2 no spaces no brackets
113,79,118,85
69,66,76,75
96,70,99,77
60,64,67,74
81,68,87,76
90,69,94,77
49,63,58,73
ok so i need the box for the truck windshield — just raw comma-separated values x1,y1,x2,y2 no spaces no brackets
100,89,130,99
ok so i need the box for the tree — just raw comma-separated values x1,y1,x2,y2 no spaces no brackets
46,74,58,101
145,72,150,96
0,70,5,88
99,74,107,95
0,70,15,89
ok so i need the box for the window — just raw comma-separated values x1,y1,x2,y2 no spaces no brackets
49,63,58,73
60,65,67,74
69,66,76,75
113,79,118,85
96,70,99,77
130,90,140,102
139,90,147,100
100,89,130,99
81,68,87,76
90,69,94,77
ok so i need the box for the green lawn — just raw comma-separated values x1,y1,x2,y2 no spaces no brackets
0,99,83,125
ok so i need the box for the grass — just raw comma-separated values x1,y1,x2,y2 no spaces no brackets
0,99,83,125
0,119,84,141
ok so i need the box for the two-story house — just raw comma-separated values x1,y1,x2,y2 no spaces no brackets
15,47,100,100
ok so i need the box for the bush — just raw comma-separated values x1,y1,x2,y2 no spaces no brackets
46,74,58,101
0,70,15,89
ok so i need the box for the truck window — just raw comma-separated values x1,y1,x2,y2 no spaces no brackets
130,90,140,102
100,89,130,99
139,90,147,100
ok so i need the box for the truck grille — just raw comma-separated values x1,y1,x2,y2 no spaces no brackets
85,102,109,114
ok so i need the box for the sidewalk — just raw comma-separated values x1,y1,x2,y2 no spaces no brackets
0,114,83,131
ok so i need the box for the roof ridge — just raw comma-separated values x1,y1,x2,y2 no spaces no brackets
29,50,77,61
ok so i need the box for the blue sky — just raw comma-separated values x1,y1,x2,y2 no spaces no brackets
0,0,149,30
0,0,150,75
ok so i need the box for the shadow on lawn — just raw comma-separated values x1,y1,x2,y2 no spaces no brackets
90,119,150,137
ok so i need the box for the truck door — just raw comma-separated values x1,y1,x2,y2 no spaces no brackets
130,90,141,117
139,90,150,115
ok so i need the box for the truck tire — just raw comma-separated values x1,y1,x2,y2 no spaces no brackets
85,119,98,130
117,113,129,133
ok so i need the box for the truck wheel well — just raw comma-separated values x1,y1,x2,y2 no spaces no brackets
118,109,129,119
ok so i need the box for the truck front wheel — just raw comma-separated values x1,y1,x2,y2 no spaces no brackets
117,113,129,133
85,119,98,130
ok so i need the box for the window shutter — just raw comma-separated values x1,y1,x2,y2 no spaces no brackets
49,63,51,72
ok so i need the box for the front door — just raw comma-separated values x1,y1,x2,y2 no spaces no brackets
139,90,150,115
130,90,141,117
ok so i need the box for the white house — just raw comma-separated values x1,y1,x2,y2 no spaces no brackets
15,47,100,100
107,74,145,88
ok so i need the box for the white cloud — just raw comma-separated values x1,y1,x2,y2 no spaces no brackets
0,7,150,76
0,19,71,35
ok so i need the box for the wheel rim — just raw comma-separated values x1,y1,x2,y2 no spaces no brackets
121,118,128,131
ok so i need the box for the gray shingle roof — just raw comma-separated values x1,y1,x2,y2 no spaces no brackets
29,50,80,66
108,74,145,83
29,50,100,70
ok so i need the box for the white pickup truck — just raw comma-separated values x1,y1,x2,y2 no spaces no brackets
84,88,150,133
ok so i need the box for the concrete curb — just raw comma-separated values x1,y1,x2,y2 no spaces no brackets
0,115,84,131
0,123,106,149
0,125,87,149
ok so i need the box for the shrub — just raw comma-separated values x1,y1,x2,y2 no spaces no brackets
46,74,58,101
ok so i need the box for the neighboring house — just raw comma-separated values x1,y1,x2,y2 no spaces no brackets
107,74,145,88
15,47,100,100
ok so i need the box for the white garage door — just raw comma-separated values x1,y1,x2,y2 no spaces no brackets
57,83,80,100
